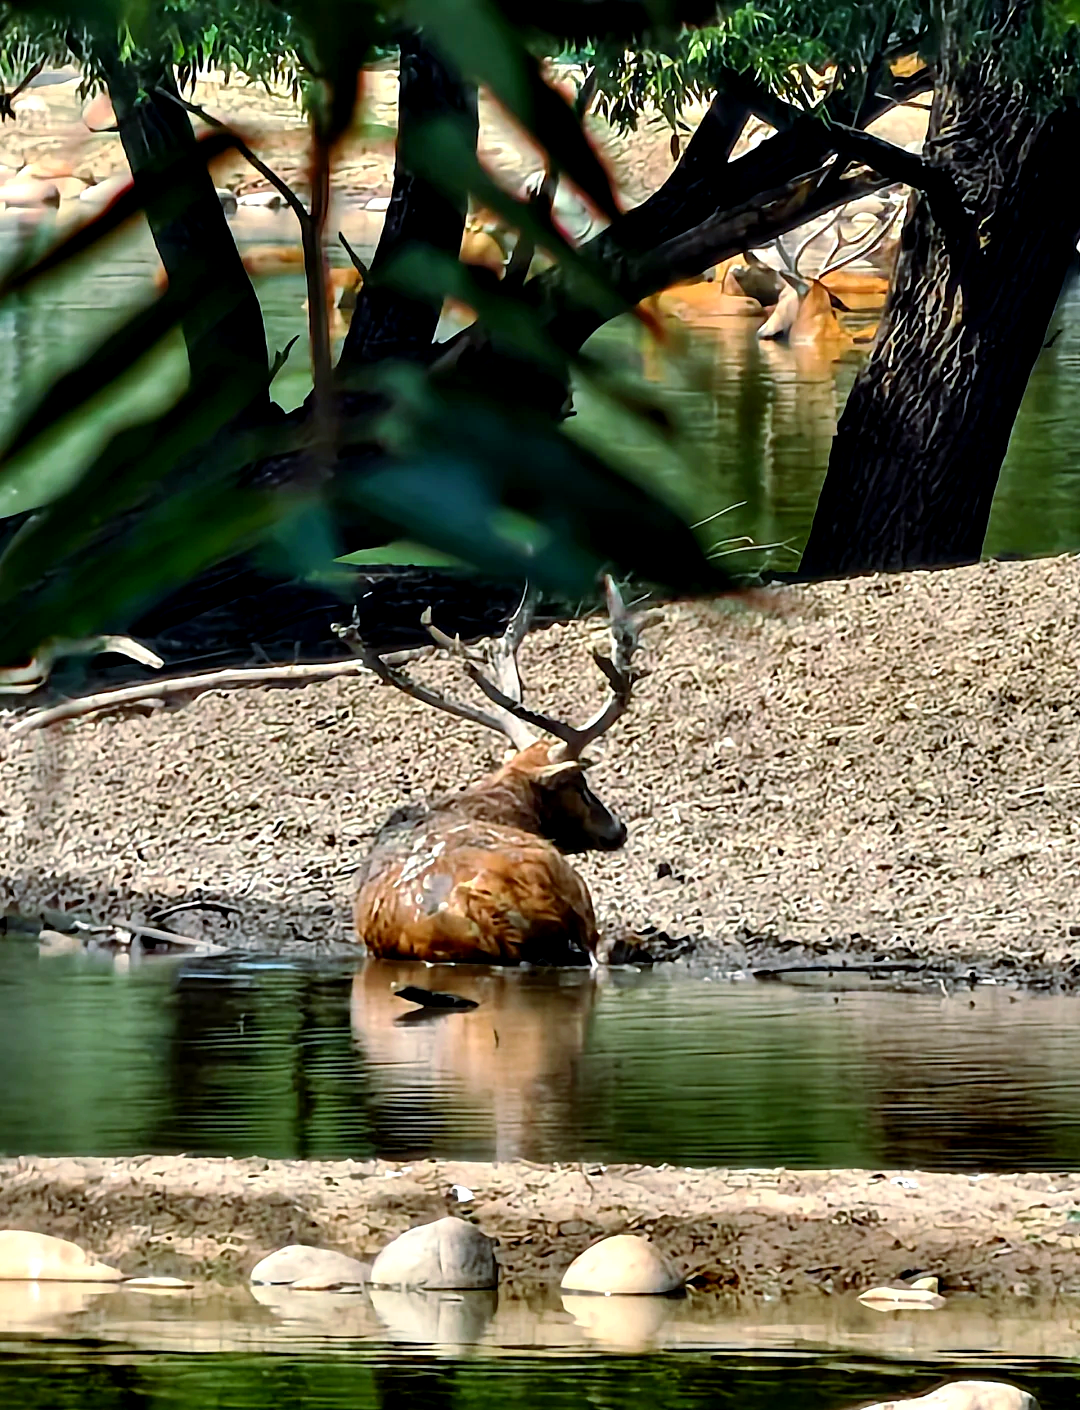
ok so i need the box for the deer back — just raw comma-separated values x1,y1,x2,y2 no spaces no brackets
353,742,623,965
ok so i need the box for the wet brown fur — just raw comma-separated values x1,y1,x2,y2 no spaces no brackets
353,740,625,965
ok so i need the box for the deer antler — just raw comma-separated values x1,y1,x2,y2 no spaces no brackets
334,577,644,759
817,200,903,280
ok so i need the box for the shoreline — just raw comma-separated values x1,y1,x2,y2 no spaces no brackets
2,1156,1079,1299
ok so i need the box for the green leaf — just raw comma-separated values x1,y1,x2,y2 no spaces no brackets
407,0,620,221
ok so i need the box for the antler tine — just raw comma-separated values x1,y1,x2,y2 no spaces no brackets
332,614,532,747
558,575,643,756
451,577,644,758
818,207,898,280
791,210,841,275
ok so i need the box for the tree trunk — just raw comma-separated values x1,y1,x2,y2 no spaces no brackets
338,31,476,377
96,48,271,417
800,64,1080,578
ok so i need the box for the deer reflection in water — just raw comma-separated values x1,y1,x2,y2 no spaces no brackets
350,961,599,1162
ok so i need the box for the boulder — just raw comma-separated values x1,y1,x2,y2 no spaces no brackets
0,179,60,209
855,1382,1038,1410
249,1245,370,1289
79,174,130,206
369,1217,498,1290
81,93,116,130
0,1231,122,1282
237,190,285,210
19,156,73,180
560,1235,682,1295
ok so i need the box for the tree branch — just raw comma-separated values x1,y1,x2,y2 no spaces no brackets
826,122,976,267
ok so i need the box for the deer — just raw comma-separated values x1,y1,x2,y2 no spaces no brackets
756,197,903,345
336,577,643,968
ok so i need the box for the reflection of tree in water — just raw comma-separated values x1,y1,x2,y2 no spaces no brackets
152,967,377,1159
867,999,1080,1171
371,1360,457,1410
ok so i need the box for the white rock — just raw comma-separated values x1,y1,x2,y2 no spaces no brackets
560,1235,682,1295
123,1276,194,1289
858,1285,945,1310
854,1382,1038,1410
0,179,60,208
369,1217,497,1290
0,1231,123,1282
250,1245,370,1288
238,191,285,210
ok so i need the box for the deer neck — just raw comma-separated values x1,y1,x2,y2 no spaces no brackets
437,770,545,836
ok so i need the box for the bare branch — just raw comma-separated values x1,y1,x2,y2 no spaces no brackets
8,657,390,736
338,232,370,281
825,122,976,269
1,635,164,696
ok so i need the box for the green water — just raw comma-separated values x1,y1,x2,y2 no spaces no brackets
2,211,1080,573
4,948,1080,1170
0,1351,1072,1410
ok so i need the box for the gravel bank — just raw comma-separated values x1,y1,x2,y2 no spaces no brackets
4,555,1080,987
2,1155,1078,1298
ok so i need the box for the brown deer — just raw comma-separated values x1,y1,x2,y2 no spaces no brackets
337,579,643,967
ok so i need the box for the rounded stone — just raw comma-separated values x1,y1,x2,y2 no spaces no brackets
0,1231,123,1282
369,1217,498,1290
857,1383,1038,1410
559,1235,682,1295
0,179,60,208
249,1245,370,1289
858,1284,945,1310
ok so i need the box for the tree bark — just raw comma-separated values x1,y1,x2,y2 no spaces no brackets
337,31,476,377
800,63,1080,577
96,47,271,417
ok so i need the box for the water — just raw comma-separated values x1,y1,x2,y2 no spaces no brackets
0,1347,1072,1410
3,947,1080,1170
2,208,1080,570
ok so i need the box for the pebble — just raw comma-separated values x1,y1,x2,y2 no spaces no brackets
369,1216,497,1290
123,1276,194,1289
0,1231,123,1282
560,1234,682,1295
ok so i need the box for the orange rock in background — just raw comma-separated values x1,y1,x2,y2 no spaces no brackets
81,92,117,131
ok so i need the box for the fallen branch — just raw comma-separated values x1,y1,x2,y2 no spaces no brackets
8,656,404,736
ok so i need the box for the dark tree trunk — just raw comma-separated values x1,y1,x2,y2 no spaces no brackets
800,64,1080,578
96,48,271,415
337,31,476,377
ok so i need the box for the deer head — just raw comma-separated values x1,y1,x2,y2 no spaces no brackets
334,577,645,854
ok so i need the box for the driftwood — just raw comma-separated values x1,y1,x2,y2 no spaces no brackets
7,657,382,736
